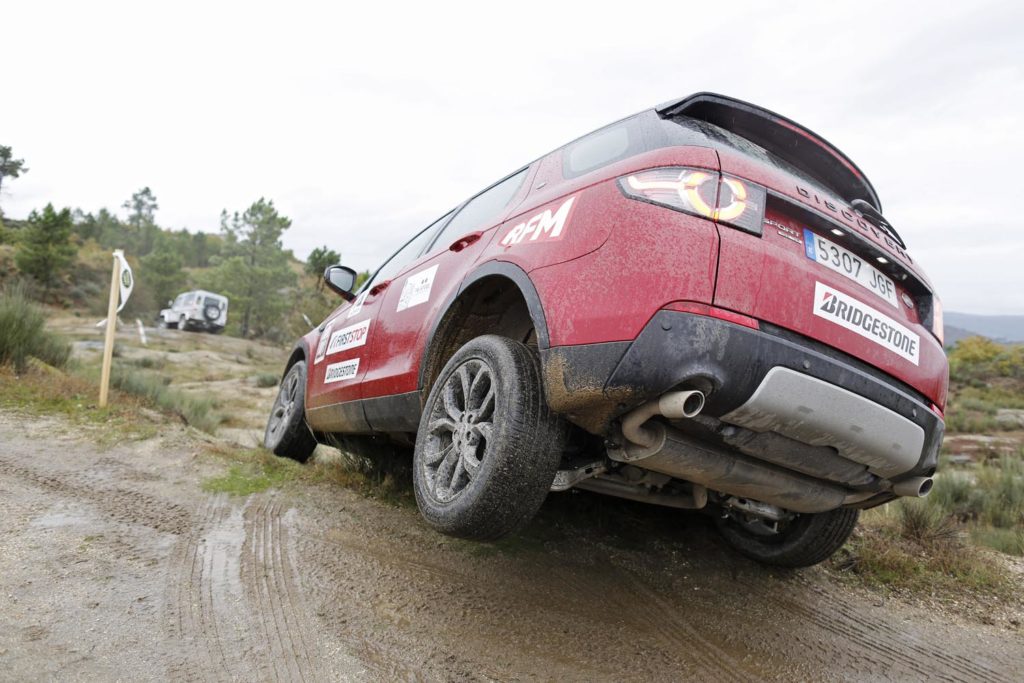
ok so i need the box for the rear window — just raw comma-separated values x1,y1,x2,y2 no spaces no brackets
427,169,528,253
565,124,631,175
562,115,645,179
203,296,223,307
669,116,825,192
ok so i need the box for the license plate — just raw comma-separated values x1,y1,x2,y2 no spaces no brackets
803,229,898,308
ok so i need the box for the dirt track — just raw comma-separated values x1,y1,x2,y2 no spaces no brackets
1,412,1023,681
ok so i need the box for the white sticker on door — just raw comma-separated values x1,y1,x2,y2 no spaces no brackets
324,358,360,384
313,320,334,364
347,290,368,319
813,282,920,365
397,264,439,312
325,318,370,357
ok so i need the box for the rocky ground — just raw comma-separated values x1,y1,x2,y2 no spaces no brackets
1,317,1022,680
1,410,1023,681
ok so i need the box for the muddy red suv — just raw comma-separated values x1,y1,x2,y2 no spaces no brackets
265,93,948,567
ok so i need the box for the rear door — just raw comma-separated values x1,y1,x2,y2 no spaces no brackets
359,167,533,425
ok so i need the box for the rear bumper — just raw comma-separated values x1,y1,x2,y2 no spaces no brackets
541,310,943,481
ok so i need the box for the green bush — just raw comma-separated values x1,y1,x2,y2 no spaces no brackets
0,283,71,372
131,355,167,370
255,372,278,388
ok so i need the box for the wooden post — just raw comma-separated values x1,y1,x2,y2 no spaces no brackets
98,252,120,407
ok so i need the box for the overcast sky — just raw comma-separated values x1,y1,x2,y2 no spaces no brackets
3,0,1022,313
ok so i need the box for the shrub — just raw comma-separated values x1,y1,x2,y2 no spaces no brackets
898,499,959,543
131,355,167,370
255,373,278,388
0,283,71,372
110,365,221,433
974,457,1024,529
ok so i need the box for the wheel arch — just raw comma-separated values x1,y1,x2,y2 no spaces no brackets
417,261,550,404
283,339,310,379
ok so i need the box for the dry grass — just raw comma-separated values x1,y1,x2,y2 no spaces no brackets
832,500,1016,603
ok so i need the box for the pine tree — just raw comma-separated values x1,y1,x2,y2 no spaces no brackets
205,198,296,338
15,204,76,300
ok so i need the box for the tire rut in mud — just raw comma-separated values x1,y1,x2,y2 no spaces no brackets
0,453,192,536
163,493,334,682
781,576,1014,682
241,498,319,682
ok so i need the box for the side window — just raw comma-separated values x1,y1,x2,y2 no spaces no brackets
562,116,644,179
427,168,528,254
367,211,454,288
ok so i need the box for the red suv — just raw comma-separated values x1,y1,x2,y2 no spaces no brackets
265,93,948,567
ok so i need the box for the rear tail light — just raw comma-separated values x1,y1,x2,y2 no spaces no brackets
619,167,767,234
931,295,944,346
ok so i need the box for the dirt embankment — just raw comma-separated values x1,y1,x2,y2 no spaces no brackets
2,412,1023,681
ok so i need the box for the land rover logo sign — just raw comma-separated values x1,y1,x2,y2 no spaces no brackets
114,249,134,313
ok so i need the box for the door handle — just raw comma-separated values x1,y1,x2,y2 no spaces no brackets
369,279,391,296
449,231,483,253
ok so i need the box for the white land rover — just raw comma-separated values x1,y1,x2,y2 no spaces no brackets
158,290,228,333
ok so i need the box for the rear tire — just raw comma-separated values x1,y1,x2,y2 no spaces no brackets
264,361,317,463
716,507,860,568
412,335,566,541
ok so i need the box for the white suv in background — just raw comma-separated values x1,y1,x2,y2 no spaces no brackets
158,290,228,333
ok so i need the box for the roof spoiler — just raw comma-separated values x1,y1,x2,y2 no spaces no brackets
656,92,882,212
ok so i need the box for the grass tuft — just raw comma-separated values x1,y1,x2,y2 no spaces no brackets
834,504,1014,598
255,372,279,388
110,365,222,433
202,455,301,496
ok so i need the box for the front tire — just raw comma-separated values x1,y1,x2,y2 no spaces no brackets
716,507,860,568
264,361,317,463
413,335,566,541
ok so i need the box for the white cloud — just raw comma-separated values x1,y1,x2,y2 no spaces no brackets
3,0,1022,313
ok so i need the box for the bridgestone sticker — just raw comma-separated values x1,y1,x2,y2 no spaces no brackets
324,358,360,384
325,319,370,357
397,264,439,312
313,320,334,364
813,282,920,365
500,195,576,247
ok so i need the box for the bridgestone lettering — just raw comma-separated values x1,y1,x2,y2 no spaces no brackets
813,282,919,364
324,358,360,384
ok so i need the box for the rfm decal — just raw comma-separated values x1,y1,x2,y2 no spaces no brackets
500,196,577,247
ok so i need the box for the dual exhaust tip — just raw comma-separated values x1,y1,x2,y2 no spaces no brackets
619,389,933,500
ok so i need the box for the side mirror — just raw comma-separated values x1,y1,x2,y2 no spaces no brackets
324,265,358,301
167,300,173,307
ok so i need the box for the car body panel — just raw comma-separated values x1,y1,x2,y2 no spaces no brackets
286,92,949,498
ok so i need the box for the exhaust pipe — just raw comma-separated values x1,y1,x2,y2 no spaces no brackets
635,429,849,513
620,390,705,452
613,391,847,513
892,476,933,497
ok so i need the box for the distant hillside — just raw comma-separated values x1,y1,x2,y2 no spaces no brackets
944,325,979,346
945,312,1024,344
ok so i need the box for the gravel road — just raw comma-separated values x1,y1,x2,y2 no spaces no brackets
1,411,1022,681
